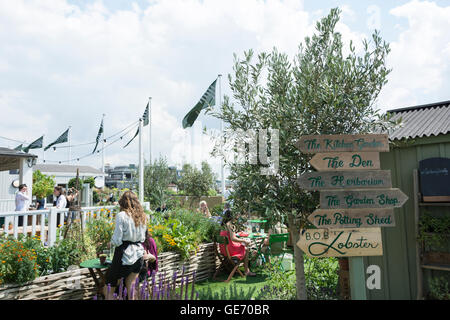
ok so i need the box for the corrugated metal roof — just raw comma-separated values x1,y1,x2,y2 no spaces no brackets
0,147,37,158
387,101,450,140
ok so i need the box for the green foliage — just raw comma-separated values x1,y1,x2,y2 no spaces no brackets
428,276,450,300
418,212,450,249
207,188,218,196
68,176,93,189
197,283,257,300
177,162,216,197
256,257,297,300
32,170,55,199
0,237,38,285
211,203,225,216
304,256,339,300
144,156,177,208
85,214,115,253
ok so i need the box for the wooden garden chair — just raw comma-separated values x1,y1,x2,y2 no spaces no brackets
213,233,245,283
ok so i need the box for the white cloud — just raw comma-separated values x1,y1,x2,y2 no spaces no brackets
377,0,450,111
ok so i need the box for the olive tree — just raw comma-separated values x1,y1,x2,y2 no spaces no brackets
208,8,399,299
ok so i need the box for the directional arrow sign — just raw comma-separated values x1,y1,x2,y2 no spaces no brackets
308,208,396,228
309,152,380,171
320,188,409,209
298,170,392,190
296,228,383,258
296,134,389,154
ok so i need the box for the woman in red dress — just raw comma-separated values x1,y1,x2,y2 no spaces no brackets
220,209,256,276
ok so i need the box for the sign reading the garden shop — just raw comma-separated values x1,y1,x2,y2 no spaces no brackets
309,152,381,171
320,189,408,209
298,170,392,190
296,228,383,258
296,134,389,153
308,208,395,228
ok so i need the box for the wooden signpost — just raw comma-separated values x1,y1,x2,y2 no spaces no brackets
296,228,383,258
298,170,392,190
296,134,389,153
309,152,380,171
296,133,408,258
308,208,395,229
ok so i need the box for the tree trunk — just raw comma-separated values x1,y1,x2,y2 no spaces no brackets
287,215,307,300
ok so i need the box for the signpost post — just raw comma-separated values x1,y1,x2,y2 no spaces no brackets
295,133,408,299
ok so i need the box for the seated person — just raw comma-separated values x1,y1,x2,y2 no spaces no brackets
219,209,256,277
197,200,211,218
139,230,158,282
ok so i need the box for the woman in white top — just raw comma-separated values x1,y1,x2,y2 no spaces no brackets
104,191,147,300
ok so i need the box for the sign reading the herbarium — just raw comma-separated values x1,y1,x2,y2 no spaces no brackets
296,228,383,258
320,189,408,209
308,208,396,228
309,152,380,171
298,170,392,190
296,134,389,154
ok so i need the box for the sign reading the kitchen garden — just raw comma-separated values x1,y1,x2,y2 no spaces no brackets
296,228,383,258
296,134,389,154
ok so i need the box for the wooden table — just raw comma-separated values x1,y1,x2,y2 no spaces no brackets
80,258,111,299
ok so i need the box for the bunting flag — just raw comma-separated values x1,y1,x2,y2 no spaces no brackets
182,79,217,129
14,144,23,152
123,102,149,148
44,128,69,151
92,118,104,154
123,128,139,149
23,136,43,153
143,102,149,127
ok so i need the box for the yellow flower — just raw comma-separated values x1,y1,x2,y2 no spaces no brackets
1,261,5,264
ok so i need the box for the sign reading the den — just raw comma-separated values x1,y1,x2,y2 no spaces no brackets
320,189,408,209
296,228,383,258
308,208,395,228
298,170,392,190
309,152,380,171
296,134,389,154
419,157,450,202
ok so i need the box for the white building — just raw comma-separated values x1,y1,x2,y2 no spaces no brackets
34,164,107,188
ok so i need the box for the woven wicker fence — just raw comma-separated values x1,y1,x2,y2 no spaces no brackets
0,243,218,300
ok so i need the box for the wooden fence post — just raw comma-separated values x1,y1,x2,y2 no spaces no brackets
47,208,58,247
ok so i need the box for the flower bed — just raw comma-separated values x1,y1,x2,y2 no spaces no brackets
0,208,221,299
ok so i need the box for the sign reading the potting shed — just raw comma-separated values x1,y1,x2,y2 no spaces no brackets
296,228,383,258
296,134,389,154
308,208,395,228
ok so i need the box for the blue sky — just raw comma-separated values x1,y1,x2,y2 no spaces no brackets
0,0,449,177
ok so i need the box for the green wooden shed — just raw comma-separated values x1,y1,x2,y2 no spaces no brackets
349,100,450,300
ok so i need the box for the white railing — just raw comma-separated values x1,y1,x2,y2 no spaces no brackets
0,205,117,247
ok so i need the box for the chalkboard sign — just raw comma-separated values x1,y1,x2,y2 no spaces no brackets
419,157,450,202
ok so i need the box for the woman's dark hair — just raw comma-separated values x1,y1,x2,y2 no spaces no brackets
222,209,233,226
18,184,27,191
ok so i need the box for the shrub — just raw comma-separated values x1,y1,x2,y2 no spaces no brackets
0,237,38,285
304,255,339,300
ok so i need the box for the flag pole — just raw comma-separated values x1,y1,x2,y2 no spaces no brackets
149,97,152,166
138,117,144,204
218,74,225,196
68,126,72,165
42,135,45,164
102,114,105,173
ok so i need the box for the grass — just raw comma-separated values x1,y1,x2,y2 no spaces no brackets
195,271,270,300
